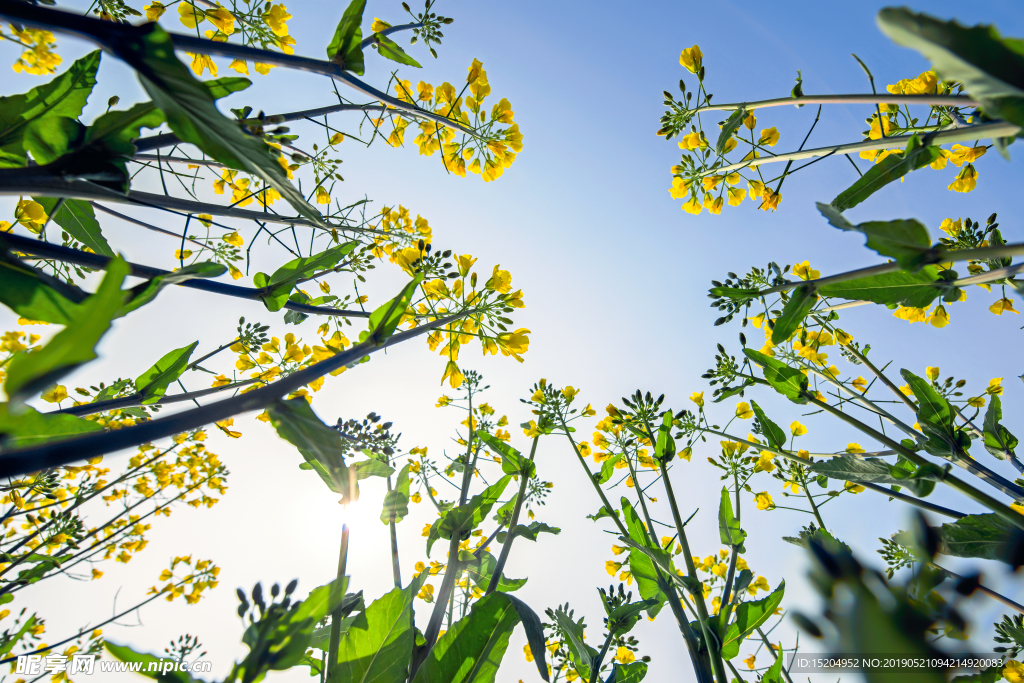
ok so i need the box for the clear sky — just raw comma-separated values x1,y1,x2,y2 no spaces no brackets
3,1,1024,681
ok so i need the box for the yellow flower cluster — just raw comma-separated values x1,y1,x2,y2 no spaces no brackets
234,332,342,407
213,168,285,208
150,556,220,604
3,24,62,75
385,59,522,181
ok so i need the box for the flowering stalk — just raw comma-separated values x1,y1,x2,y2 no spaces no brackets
55,379,260,418
687,93,978,114
326,522,350,678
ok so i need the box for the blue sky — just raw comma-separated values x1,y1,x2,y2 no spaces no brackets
3,1,1024,681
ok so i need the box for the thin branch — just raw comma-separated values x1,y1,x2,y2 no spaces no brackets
686,94,978,114
92,202,206,246
52,379,260,417
2,232,373,319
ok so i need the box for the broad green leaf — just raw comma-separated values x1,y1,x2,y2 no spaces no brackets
937,513,1019,562
204,76,252,100
830,134,942,211
819,266,942,308
743,349,808,404
709,286,760,301
34,198,112,256
621,499,668,618
0,245,88,325
607,600,659,638
654,411,675,463
350,458,395,480
819,205,938,270
507,595,551,682
376,35,422,68
478,432,536,478
0,51,100,168
119,261,227,317
771,284,818,344
261,242,359,291
761,651,784,683
105,642,200,683
900,369,966,457
381,463,411,524
983,395,1018,459
412,592,521,683
461,550,527,593
326,0,367,75
330,583,416,683
716,106,747,157
878,8,1024,127
23,115,82,165
509,522,560,542
5,258,129,402
718,487,747,550
712,378,754,403
606,662,648,683
135,341,197,404
750,400,786,450
595,453,623,484
719,580,785,660
111,24,322,224
360,275,424,346
427,476,512,554
0,403,103,449
554,608,597,682
809,455,943,497
268,398,354,500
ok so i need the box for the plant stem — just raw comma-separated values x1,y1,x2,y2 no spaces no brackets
687,93,977,114
588,630,616,683
386,475,401,589
799,469,827,529
485,435,539,596
0,311,469,478
53,379,260,417
841,343,918,413
807,395,1024,531
756,627,795,683
326,523,350,677
933,563,1024,614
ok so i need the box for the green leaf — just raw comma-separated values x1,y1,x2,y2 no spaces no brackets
750,400,786,450
5,258,129,402
0,51,100,168
461,550,527,593
326,0,367,75
830,134,942,211
819,266,942,308
135,341,197,404
809,455,943,497
718,487,747,550
818,205,938,270
716,106,746,157
712,379,754,403
507,595,551,682
877,8,1024,128
351,458,395,480
111,24,323,224
743,349,808,404
360,275,424,346
901,369,964,457
709,286,760,302
771,284,817,344
621,499,668,618
256,242,359,311
268,398,354,500
204,76,252,100
937,513,1020,562
119,261,226,317
413,592,524,683
554,607,597,682
34,198,112,256
509,522,560,542
606,662,648,683
718,580,785,660
607,599,659,637
105,642,200,683
762,651,784,683
654,411,676,463
983,395,1018,459
376,34,422,68
0,243,88,325
0,403,103,449
427,476,512,554
594,453,623,484
381,463,411,524
478,432,536,478
330,583,416,683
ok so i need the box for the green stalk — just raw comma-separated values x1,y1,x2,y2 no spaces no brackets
326,523,350,677
756,628,795,683
718,474,741,617
485,436,539,596
799,468,827,530
588,630,617,683
386,475,401,588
